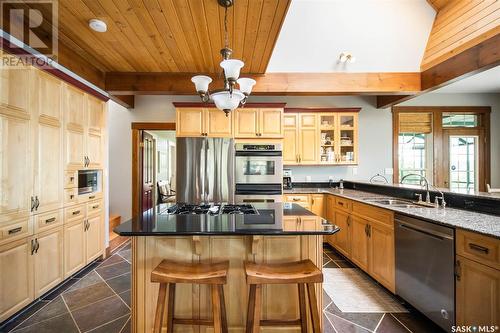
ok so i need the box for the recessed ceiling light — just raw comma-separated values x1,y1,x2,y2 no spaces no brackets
89,19,107,33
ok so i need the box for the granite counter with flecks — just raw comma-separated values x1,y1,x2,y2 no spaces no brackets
285,187,500,239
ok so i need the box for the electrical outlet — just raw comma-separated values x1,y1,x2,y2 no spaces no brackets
385,168,394,175
352,167,358,175
305,176,312,182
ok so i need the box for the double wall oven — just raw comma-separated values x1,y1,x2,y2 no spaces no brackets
234,143,283,203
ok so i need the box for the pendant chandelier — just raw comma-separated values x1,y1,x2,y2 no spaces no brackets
191,0,256,116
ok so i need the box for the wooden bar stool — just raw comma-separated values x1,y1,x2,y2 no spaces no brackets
151,259,229,333
244,259,323,333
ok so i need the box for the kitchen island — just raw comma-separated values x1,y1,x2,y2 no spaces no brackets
115,203,338,333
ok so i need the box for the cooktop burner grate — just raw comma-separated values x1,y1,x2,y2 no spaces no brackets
220,204,258,215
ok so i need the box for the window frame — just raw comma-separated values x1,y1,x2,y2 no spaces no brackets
392,107,491,191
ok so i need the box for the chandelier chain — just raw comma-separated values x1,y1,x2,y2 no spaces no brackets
224,5,229,49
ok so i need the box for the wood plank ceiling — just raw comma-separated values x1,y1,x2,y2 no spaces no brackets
54,0,290,74
421,0,500,70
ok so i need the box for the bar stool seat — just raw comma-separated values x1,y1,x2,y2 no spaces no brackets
244,259,323,333
152,259,229,333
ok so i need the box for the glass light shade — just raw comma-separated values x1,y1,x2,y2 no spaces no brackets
220,59,244,80
237,78,256,95
191,75,212,92
211,90,245,111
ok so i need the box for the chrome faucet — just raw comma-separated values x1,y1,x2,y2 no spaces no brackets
401,174,446,208
400,173,431,204
369,173,388,184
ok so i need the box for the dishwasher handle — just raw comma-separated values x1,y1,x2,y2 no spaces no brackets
398,222,454,241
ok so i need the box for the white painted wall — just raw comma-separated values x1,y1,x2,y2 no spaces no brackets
108,93,500,221
267,0,435,72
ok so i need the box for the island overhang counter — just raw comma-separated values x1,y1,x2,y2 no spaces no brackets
115,203,339,333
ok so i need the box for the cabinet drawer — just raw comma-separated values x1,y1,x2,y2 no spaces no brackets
0,219,33,245
64,171,77,189
64,205,85,222
34,210,63,233
64,188,78,205
87,200,102,217
334,197,352,212
352,201,393,227
284,195,309,204
81,192,102,203
457,230,500,270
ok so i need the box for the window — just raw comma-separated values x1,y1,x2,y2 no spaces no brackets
398,133,427,185
442,114,478,127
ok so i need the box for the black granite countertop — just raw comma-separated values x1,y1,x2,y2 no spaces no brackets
285,187,500,239
114,203,339,236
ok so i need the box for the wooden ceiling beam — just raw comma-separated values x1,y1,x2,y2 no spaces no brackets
105,72,421,95
421,33,500,92
376,95,413,109
110,95,135,109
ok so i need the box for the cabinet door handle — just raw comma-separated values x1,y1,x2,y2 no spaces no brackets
364,224,368,236
34,239,39,254
31,196,35,212
92,205,99,209
72,210,80,215
347,216,350,227
8,226,22,234
455,259,461,281
89,195,96,200
469,243,489,254
368,224,371,237
45,217,56,224
31,239,36,255
35,196,40,210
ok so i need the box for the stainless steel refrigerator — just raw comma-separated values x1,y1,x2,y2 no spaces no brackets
176,137,235,204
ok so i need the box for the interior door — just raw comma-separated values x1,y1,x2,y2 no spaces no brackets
142,131,155,212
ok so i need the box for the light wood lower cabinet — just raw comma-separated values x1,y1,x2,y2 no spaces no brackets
333,211,352,259
64,218,86,277
310,194,325,217
33,227,64,297
85,214,103,263
369,221,395,291
0,238,34,322
349,215,369,271
456,255,500,326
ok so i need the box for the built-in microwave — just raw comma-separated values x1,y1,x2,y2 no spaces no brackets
78,170,101,195
235,143,283,184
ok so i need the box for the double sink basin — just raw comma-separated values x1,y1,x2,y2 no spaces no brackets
361,197,430,209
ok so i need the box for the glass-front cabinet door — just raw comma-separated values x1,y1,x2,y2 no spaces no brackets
319,114,336,164
336,113,358,164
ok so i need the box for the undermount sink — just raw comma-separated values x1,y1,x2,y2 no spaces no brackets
361,198,425,208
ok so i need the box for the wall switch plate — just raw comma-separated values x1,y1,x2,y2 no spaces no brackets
352,167,358,175
384,168,394,175
305,176,312,182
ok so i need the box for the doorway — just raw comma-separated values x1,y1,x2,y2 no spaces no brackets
132,123,176,217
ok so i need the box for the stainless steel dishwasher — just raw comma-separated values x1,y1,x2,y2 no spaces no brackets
395,214,455,332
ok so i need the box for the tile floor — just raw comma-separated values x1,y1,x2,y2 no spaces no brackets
1,242,444,333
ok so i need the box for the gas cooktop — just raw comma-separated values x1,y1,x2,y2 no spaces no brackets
165,204,258,215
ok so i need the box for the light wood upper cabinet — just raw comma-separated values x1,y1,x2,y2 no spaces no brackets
259,108,283,138
0,57,30,113
0,238,34,322
87,131,103,168
87,96,104,133
33,227,64,297
283,114,299,164
456,255,500,326
298,114,319,164
205,108,232,137
33,71,63,214
369,221,395,292
65,85,86,129
234,108,259,137
234,108,283,138
64,85,86,170
283,111,359,165
0,105,33,223
176,108,204,136
176,108,232,137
